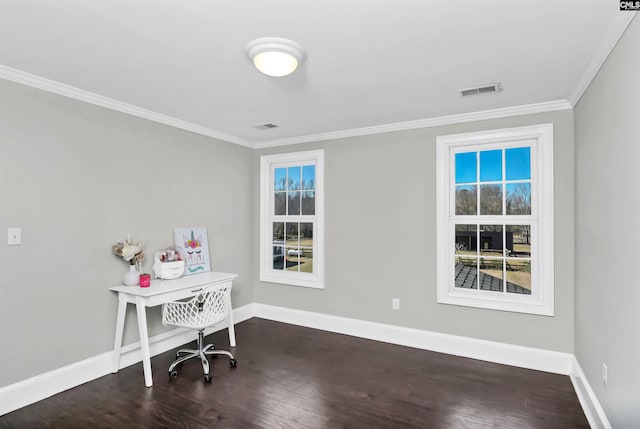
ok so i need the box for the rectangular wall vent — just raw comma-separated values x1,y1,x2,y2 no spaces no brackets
459,83,502,97
254,123,279,130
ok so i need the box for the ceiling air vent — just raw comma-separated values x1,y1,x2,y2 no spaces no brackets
254,123,279,130
459,83,502,97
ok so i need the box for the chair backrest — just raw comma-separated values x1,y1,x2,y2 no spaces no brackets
162,282,232,330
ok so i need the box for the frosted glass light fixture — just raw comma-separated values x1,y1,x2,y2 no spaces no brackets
246,37,306,77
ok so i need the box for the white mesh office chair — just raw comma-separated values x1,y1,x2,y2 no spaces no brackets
162,283,237,382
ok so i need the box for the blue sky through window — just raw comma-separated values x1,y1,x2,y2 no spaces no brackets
302,165,315,189
456,147,531,184
506,147,531,180
275,165,315,190
455,152,476,183
274,167,286,190
288,166,301,190
480,150,502,182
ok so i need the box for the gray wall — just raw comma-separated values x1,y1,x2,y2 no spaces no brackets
0,77,577,390
0,80,255,387
574,16,640,428
255,109,575,353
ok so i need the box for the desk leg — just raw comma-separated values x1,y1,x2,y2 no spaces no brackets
112,295,127,373
227,298,236,347
135,298,153,387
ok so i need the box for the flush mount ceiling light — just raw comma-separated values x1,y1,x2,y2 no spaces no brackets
246,37,306,77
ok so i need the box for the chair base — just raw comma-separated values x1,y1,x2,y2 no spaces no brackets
168,330,236,382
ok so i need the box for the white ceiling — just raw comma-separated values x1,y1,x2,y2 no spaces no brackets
0,1,635,148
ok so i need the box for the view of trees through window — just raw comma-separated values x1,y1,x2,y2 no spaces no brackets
272,222,314,273
453,147,533,294
272,165,315,274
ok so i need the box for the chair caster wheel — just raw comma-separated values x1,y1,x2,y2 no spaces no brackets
204,374,212,382
229,358,237,367
169,370,178,379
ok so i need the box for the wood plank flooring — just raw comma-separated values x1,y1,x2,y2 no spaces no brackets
0,318,588,428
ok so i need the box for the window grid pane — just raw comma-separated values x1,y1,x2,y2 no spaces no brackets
274,192,286,215
269,160,318,273
301,191,315,215
479,184,502,215
288,191,301,215
505,259,532,294
454,220,533,296
453,147,533,294
506,147,531,181
453,146,533,218
271,214,316,275
455,152,477,184
506,183,531,215
455,256,478,290
455,185,477,216
274,164,319,218
479,260,503,293
479,150,502,182
302,165,315,190
274,168,287,191
288,166,301,190
455,224,477,255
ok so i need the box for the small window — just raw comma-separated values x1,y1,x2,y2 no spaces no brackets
437,124,554,315
260,150,324,288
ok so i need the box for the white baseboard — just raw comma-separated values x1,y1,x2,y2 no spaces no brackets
3,301,604,426
254,304,615,426
253,303,573,375
570,357,612,429
0,304,253,416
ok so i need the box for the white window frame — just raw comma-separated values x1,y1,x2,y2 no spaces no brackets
260,150,324,289
436,124,554,316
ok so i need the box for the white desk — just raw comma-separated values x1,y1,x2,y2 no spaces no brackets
110,271,238,387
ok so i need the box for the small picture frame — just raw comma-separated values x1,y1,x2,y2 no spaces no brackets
174,227,211,275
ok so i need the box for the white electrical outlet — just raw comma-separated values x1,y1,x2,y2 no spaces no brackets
7,228,21,245
602,363,608,387
392,298,400,310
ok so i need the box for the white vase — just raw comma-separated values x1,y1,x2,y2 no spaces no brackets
123,264,140,286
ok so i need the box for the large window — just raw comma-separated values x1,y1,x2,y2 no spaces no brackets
260,150,324,288
436,124,554,315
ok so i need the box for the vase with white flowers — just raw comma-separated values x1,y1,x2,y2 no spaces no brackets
112,236,144,286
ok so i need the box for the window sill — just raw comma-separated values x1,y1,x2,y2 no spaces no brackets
260,273,324,289
438,291,553,316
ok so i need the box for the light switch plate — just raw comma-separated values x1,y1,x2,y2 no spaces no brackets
8,228,21,245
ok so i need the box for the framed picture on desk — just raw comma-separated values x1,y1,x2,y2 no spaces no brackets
174,227,211,275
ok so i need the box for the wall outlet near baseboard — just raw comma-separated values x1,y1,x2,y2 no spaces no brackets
602,363,608,387
392,298,400,310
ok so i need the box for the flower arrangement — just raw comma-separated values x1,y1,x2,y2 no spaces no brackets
112,235,144,272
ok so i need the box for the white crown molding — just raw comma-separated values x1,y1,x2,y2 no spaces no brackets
568,11,637,107
0,65,254,148
252,100,572,149
570,356,612,429
2,65,575,151
0,304,254,416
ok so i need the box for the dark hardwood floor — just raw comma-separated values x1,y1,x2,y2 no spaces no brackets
0,318,588,428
